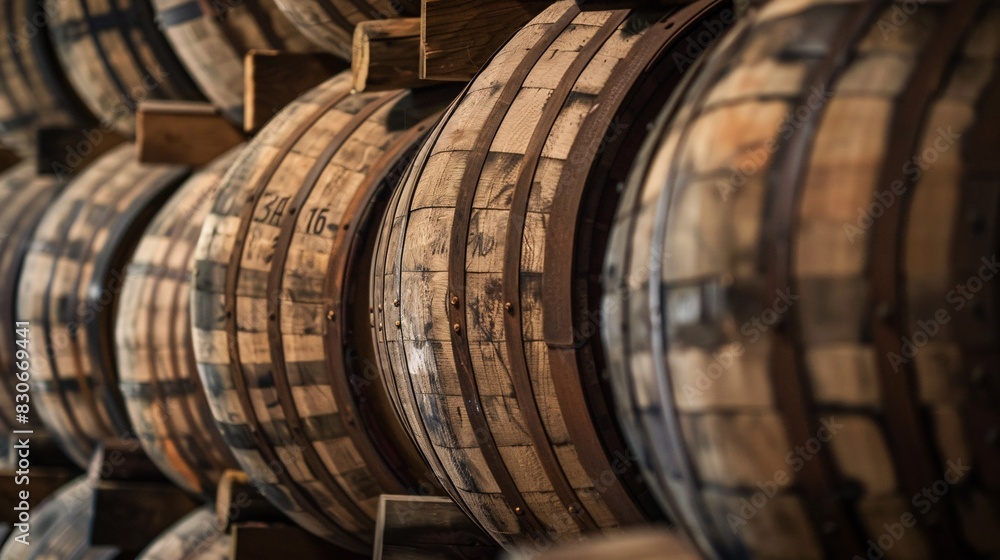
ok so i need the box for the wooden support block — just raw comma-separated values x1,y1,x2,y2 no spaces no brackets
375,495,499,560
91,481,200,559
231,524,366,560
504,528,701,560
244,50,350,134
0,145,18,173
353,18,424,92
215,469,291,530
36,126,126,179
137,100,245,167
420,0,553,82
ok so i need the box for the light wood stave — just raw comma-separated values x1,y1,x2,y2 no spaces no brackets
603,1,1000,559
46,0,205,137
191,72,454,551
116,149,242,497
273,0,418,60
370,0,736,550
151,0,317,126
0,0,96,156
18,144,190,468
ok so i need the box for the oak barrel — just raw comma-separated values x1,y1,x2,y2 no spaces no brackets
602,1,1000,559
370,0,735,549
190,73,455,551
0,477,118,560
0,0,95,156
273,0,418,59
18,144,190,468
137,507,229,560
116,150,241,497
0,165,62,440
46,0,204,136
151,0,316,125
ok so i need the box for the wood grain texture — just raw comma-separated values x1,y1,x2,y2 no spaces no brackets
273,0,418,60
136,507,229,560
151,0,317,126
243,50,350,133
191,72,454,551
116,149,242,497
0,164,62,436
46,0,205,137
371,0,735,549
603,1,1000,559
419,0,553,82
18,144,190,468
137,101,246,166
0,0,95,157
352,18,423,92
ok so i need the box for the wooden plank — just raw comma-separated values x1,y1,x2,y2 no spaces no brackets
420,0,553,82
0,146,18,173
506,528,701,560
353,18,424,92
137,100,246,167
90,481,200,558
231,524,366,560
215,469,291,529
35,127,126,178
375,495,499,560
244,50,350,133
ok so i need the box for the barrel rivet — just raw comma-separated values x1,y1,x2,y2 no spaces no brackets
504,301,514,314
378,305,383,313
369,307,374,313
567,505,578,515
453,323,461,334
393,299,400,307
395,320,401,328
451,295,460,307
327,310,336,321
514,506,524,516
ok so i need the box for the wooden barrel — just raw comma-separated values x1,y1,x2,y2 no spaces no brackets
151,0,316,125
370,0,735,549
602,1,1000,559
273,0,419,59
116,150,241,497
46,0,205,137
18,144,190,468
0,0,95,156
190,73,456,551
0,164,62,440
137,507,228,560
0,477,118,560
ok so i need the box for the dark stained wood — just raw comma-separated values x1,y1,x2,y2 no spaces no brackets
136,101,246,166
36,126,126,179
352,18,424,92
243,50,349,133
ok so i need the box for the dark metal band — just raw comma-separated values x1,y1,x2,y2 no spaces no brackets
447,5,581,538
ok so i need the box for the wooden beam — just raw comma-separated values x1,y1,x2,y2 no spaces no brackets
420,0,553,82
36,127,126,179
215,470,291,530
245,50,349,134
352,18,424,92
137,100,245,167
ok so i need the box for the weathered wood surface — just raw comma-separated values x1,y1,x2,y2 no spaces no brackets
137,507,229,560
244,50,350,133
17,145,190,468
505,528,700,560
47,0,205,137
151,0,317,126
419,0,553,82
0,164,62,436
136,101,246,166
0,0,95,156
191,73,456,551
352,18,423,92
603,1,1000,559
0,477,119,560
274,0,419,60
371,0,735,550
116,149,242,497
